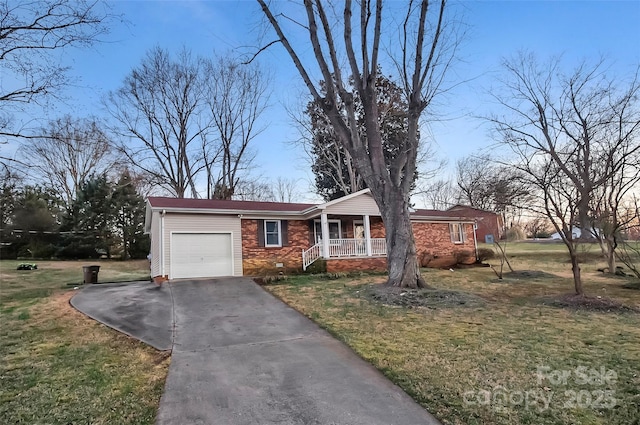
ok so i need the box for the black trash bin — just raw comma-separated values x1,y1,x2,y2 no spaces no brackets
83,265,100,284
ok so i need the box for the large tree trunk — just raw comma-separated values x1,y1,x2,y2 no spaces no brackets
379,189,427,288
577,190,592,240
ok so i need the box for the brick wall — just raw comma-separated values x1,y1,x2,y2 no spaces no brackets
448,205,503,242
370,217,385,238
153,275,168,284
241,219,311,275
240,217,476,275
326,257,387,273
412,222,476,268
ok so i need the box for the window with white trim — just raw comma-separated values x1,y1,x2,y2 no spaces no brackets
314,220,341,243
264,220,282,247
449,223,465,244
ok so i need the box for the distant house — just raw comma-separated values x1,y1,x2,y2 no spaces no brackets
550,226,599,240
143,189,478,282
446,205,504,243
626,224,640,240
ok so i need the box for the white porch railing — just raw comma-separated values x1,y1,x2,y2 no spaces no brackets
371,238,387,256
302,243,322,270
302,238,387,270
328,238,367,257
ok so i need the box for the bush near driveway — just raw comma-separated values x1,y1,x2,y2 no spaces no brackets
266,245,640,425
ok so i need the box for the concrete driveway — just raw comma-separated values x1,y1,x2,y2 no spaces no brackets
72,278,441,425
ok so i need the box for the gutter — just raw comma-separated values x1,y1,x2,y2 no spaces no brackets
151,206,309,218
160,210,166,279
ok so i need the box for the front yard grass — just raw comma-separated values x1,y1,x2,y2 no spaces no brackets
266,245,640,425
0,260,168,425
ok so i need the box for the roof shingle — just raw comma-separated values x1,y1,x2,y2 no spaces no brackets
147,197,316,212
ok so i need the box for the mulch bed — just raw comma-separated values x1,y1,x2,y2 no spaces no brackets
540,293,639,313
622,281,640,290
359,284,486,309
488,269,558,284
505,270,557,279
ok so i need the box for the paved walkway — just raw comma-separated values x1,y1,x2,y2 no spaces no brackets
72,278,441,425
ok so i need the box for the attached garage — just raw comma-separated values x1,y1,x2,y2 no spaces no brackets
171,233,233,279
145,203,245,280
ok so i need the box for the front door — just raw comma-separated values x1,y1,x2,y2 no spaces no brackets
353,220,366,255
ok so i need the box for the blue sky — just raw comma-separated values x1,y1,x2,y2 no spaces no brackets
15,0,640,201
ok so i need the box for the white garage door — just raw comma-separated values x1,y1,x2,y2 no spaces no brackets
171,233,233,279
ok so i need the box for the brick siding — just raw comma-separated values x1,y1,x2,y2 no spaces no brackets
326,257,387,273
413,222,476,268
241,217,476,275
241,219,311,275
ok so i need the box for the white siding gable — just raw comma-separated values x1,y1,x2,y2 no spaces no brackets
322,192,381,216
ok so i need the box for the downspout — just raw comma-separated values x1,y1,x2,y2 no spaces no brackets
161,210,166,278
473,220,478,262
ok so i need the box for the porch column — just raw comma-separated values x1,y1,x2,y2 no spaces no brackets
321,213,330,258
364,214,372,256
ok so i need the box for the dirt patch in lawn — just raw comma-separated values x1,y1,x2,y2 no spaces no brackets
361,284,486,309
540,293,639,313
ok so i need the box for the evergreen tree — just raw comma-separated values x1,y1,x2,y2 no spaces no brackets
58,175,114,258
12,186,61,258
112,171,149,260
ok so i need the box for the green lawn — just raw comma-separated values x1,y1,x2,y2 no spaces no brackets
0,260,167,425
2,247,639,425
266,244,640,425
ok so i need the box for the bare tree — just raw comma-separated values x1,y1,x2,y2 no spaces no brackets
419,178,457,210
524,215,552,238
19,115,117,207
588,102,640,274
271,176,301,203
616,198,640,280
233,180,274,202
258,0,460,288
232,177,301,203
0,0,113,142
456,153,532,220
489,53,640,294
456,155,491,209
202,56,270,199
106,47,209,198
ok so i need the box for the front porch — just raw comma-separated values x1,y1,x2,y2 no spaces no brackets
302,213,387,270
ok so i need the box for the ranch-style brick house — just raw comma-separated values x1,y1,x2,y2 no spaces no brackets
144,189,478,281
